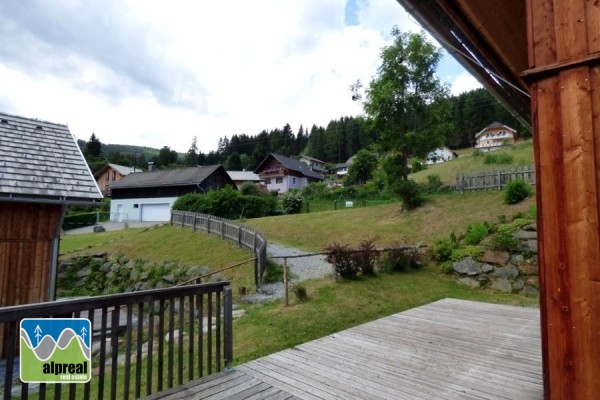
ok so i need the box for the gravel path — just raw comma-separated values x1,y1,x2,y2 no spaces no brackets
242,243,333,303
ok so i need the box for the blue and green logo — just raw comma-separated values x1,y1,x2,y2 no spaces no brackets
20,318,91,383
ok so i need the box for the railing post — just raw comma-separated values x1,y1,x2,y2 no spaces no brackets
207,217,211,235
192,214,197,231
221,220,225,240
223,285,233,369
238,226,242,247
181,212,185,227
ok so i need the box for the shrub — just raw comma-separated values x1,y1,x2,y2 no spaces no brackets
262,259,283,283
504,179,532,204
239,182,262,196
383,245,421,272
450,245,483,261
464,222,489,245
421,174,443,194
351,237,377,276
395,179,425,210
440,261,454,274
281,190,303,214
291,284,309,302
431,234,458,262
325,242,359,280
239,195,278,218
484,153,513,164
490,224,519,252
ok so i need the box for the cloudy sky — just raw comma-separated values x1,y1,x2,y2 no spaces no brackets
0,1,480,154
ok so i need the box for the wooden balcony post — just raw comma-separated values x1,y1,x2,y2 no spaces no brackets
526,1,600,398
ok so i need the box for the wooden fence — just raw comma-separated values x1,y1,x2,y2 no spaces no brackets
0,282,232,400
170,211,267,287
456,165,535,192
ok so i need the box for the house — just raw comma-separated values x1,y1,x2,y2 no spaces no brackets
109,164,234,222
254,153,324,193
0,112,102,312
335,155,356,178
94,163,138,196
299,155,327,174
227,170,263,189
474,122,517,151
426,146,458,165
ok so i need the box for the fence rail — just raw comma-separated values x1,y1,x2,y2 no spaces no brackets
456,165,535,192
0,283,232,400
170,211,267,286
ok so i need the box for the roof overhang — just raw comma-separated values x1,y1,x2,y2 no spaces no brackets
396,0,530,129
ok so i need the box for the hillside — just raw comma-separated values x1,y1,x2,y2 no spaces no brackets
411,140,534,186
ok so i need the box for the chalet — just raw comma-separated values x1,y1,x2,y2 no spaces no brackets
426,146,458,165
335,155,356,178
109,165,234,222
254,153,324,194
94,163,138,196
0,112,102,310
474,122,517,151
227,170,262,189
299,155,327,174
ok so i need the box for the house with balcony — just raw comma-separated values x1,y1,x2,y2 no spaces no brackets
299,155,327,174
474,122,517,151
254,153,324,194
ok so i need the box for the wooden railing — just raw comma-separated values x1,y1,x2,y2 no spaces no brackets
171,211,267,286
0,283,232,400
455,165,535,192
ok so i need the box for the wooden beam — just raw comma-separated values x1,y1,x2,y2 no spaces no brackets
528,0,600,398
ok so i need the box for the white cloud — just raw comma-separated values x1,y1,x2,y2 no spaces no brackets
450,72,483,96
0,0,478,154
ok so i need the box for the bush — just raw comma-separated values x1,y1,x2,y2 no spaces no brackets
291,284,309,302
383,245,421,272
431,234,458,262
395,179,425,210
464,222,489,245
504,179,532,204
239,182,262,196
450,245,483,261
421,174,443,194
262,259,283,283
325,242,359,280
491,224,519,252
351,237,377,276
281,190,303,214
484,153,513,164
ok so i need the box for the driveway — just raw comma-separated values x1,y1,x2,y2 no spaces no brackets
64,221,167,235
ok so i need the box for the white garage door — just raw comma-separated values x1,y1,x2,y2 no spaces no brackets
140,203,171,222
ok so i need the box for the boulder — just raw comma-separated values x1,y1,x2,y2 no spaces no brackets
493,265,520,278
512,279,525,291
519,260,538,275
453,257,481,276
481,263,495,273
458,277,481,288
521,285,539,297
513,230,538,240
526,276,539,287
510,254,525,266
480,250,510,266
522,224,537,231
518,240,538,253
490,278,513,293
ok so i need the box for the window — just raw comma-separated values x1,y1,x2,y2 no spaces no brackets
292,177,296,184
264,178,271,184
112,171,117,181
133,204,139,208
276,177,283,184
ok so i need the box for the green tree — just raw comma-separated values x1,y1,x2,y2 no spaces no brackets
184,136,199,166
224,152,243,170
158,146,179,167
85,133,102,157
345,149,378,185
363,28,451,180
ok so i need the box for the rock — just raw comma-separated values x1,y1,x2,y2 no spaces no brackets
453,257,481,276
491,278,513,293
519,260,538,275
163,274,176,284
476,275,490,285
232,309,246,319
493,265,520,278
480,250,510,266
510,254,525,266
481,263,495,273
513,230,538,240
126,259,135,269
77,266,91,278
512,279,525,291
130,268,139,281
521,285,539,297
523,224,537,231
458,277,481,288
92,252,106,258
518,240,538,253
526,276,539,287
93,225,106,233
187,265,209,277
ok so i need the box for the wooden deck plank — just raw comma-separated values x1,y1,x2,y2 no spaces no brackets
142,299,543,400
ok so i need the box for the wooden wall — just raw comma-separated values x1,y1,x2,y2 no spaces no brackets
527,0,600,398
0,202,61,307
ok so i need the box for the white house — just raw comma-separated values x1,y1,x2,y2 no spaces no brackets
474,122,517,151
426,147,458,165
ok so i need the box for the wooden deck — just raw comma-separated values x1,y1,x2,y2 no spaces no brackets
146,298,543,399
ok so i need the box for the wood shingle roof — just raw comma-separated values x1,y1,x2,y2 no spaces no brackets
0,112,102,203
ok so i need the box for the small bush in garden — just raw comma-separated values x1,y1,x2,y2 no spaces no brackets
351,237,377,276
464,222,489,245
439,261,454,274
239,182,262,196
281,190,303,214
504,178,532,204
450,245,483,262
491,224,520,252
395,179,425,210
511,218,531,229
325,242,358,280
430,234,458,262
421,174,443,194
292,284,309,302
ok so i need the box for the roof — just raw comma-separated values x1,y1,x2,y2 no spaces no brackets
299,155,326,164
227,171,261,182
94,163,138,178
110,164,224,189
396,0,530,130
255,153,324,180
474,122,517,138
0,112,102,203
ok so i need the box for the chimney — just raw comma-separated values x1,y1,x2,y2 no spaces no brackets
148,162,155,172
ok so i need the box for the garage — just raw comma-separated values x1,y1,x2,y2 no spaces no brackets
140,203,171,222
